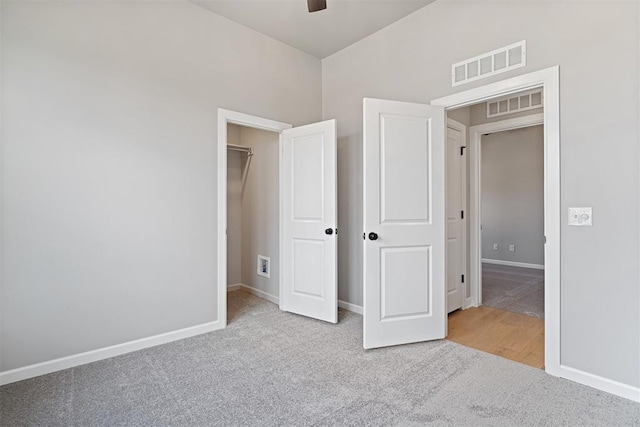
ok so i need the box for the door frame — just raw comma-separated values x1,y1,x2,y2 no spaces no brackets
446,118,468,311
468,113,544,308
216,109,292,328
431,66,561,376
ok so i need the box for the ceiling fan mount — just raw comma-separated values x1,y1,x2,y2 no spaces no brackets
307,0,327,13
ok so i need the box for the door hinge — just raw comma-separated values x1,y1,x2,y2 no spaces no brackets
461,210,464,219
460,146,467,156
544,235,547,244
461,274,465,283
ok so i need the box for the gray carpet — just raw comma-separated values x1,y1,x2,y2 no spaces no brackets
482,263,545,318
2,291,638,426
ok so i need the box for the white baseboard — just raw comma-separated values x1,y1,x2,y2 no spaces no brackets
338,300,363,315
228,284,363,315
558,364,640,403
227,283,243,292
0,320,223,386
482,258,545,270
228,283,279,304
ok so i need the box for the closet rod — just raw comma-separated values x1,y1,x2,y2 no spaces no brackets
227,144,254,156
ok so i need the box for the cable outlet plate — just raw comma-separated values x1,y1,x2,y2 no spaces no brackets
257,255,271,278
568,207,592,226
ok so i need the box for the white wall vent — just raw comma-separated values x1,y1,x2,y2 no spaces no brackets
452,41,527,86
486,88,543,118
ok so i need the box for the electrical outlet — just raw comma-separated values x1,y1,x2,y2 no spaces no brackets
493,243,498,250
509,244,515,252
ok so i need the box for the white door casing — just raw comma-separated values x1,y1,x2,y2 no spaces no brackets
363,98,446,349
446,119,467,313
281,119,338,323
431,67,567,392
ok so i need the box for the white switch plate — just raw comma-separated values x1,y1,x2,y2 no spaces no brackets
509,245,515,252
493,243,498,250
568,207,592,226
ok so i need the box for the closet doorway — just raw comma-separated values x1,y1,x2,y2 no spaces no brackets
226,123,281,322
216,109,338,327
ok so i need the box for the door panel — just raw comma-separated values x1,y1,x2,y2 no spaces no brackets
281,120,337,323
381,246,431,320
292,238,325,298
381,115,431,223
446,124,465,313
292,135,324,220
363,98,446,349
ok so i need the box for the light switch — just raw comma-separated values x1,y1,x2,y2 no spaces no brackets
568,207,592,226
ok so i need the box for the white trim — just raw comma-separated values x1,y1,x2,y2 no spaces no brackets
558,365,640,403
482,258,545,270
228,283,363,315
227,283,243,291
338,300,363,315
217,109,292,329
228,283,280,305
469,113,545,308
0,320,223,386
432,67,561,381
446,118,469,310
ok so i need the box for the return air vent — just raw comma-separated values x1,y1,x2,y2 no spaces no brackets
487,88,543,118
452,41,526,86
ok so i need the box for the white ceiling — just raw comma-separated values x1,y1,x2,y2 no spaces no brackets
191,0,436,59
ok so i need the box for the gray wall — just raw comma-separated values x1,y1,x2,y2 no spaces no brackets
481,126,544,266
447,107,470,126
322,1,639,387
227,124,242,286
239,127,280,297
1,0,321,372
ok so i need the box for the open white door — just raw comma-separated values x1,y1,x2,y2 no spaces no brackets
363,98,446,349
281,119,337,323
446,121,466,313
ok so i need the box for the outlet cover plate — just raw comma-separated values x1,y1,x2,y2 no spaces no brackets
257,255,271,278
568,207,592,226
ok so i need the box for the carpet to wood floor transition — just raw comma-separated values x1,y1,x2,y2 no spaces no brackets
1,290,638,426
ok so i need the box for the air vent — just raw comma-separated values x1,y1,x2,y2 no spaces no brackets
452,41,527,86
487,88,543,118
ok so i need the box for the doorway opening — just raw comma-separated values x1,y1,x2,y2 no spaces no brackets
431,67,559,375
445,97,545,368
226,122,282,324
217,109,291,328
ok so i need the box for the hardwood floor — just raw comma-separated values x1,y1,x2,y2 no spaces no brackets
447,306,544,369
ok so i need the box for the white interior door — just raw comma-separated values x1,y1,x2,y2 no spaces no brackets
363,98,445,349
281,119,337,323
446,120,466,313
